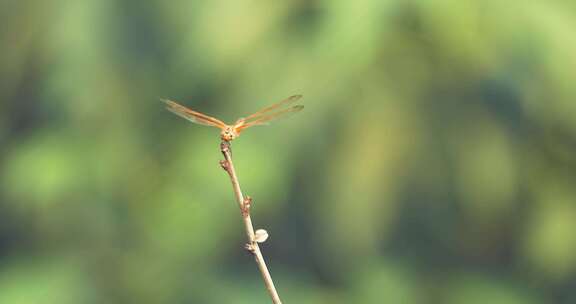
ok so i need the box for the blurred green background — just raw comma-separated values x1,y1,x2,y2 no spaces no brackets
2,0,576,303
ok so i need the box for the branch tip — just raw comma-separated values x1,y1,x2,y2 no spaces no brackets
220,140,231,154
218,141,282,303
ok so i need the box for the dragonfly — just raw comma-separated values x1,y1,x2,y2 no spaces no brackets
162,95,304,141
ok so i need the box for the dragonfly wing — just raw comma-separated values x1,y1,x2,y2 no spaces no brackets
162,99,226,128
242,95,302,121
236,105,304,131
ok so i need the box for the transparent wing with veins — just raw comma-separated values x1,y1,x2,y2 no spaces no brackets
241,94,302,122
162,99,227,129
235,95,304,131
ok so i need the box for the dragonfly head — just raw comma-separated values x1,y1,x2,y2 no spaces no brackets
221,126,239,141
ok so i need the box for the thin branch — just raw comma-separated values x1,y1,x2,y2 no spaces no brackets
219,141,282,304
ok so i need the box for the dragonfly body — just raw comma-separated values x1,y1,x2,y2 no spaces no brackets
222,125,240,141
163,95,303,141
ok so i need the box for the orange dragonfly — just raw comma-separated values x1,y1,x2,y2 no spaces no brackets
162,95,304,141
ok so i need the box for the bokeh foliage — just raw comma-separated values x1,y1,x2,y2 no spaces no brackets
1,0,576,303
